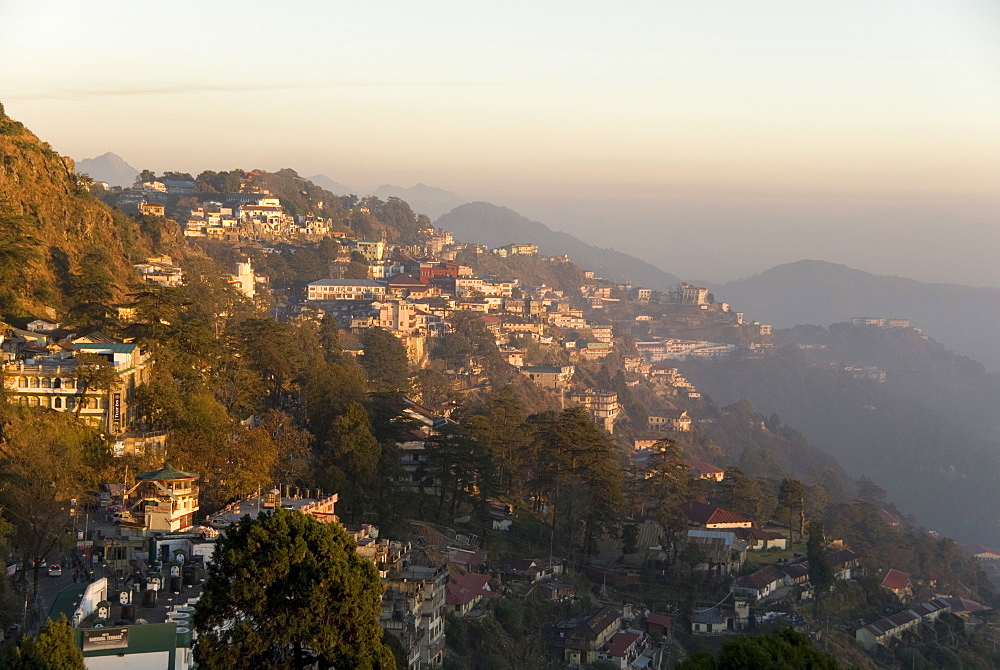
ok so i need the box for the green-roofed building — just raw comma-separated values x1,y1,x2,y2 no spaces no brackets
126,464,200,533
75,622,193,669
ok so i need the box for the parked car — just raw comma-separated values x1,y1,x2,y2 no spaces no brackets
47,565,62,577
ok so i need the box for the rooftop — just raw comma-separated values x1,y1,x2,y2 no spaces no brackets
308,278,386,287
136,464,198,481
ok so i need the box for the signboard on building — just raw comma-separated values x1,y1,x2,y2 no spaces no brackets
112,393,122,425
82,627,129,652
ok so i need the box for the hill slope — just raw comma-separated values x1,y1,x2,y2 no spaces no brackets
75,151,138,188
0,105,162,319
374,183,465,219
716,260,1000,371
436,202,681,291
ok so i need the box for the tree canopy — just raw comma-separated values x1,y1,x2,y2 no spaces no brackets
193,507,395,670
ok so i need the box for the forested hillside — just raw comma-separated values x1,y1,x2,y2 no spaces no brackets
680,333,1000,548
0,103,179,321
715,259,1000,371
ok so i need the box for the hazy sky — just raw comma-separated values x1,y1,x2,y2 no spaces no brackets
3,1,999,284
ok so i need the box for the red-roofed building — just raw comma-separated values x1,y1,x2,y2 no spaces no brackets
878,508,902,527
564,606,622,665
446,548,485,571
445,572,495,615
596,631,644,669
420,261,467,284
940,597,989,616
963,544,1000,561
880,569,912,600
681,458,725,481
645,613,672,637
735,564,787,600
680,501,753,529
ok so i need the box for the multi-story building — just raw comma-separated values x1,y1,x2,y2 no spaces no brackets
569,389,620,433
519,365,575,389
383,563,448,667
133,256,183,287
124,464,200,533
679,283,710,305
307,278,388,301
2,342,152,435
419,261,471,284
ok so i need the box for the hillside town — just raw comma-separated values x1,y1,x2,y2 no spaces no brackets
0,163,997,670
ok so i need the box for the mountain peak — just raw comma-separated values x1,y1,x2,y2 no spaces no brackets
75,151,138,188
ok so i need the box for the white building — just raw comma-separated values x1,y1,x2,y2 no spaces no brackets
307,278,388,301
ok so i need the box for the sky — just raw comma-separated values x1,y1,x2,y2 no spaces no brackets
2,0,999,285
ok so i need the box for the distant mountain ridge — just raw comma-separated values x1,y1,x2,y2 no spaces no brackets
715,259,1000,370
374,183,465,219
436,202,681,292
75,151,138,188
305,174,356,196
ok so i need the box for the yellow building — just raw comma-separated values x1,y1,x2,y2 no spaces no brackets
126,465,200,533
2,342,152,435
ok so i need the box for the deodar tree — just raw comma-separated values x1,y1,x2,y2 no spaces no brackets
526,407,623,552
193,507,396,670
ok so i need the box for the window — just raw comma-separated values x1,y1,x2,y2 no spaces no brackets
18,377,26,387
53,397,62,409
29,378,38,388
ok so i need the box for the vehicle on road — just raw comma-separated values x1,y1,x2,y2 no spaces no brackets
47,565,62,577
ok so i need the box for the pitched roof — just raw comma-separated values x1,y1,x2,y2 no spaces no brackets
577,606,621,638
387,273,426,287
445,572,493,606
607,631,640,657
681,458,723,477
781,563,810,580
963,543,1000,557
680,501,752,526
880,569,911,591
690,606,724,625
940,597,988,613
736,564,786,591
826,548,860,568
447,549,484,567
137,464,198,481
878,508,902,526
646,613,672,628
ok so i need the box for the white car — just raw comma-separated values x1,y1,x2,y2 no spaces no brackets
47,565,62,577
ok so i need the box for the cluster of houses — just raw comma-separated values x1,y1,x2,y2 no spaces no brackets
855,597,988,650
111,176,332,240
134,255,263,300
